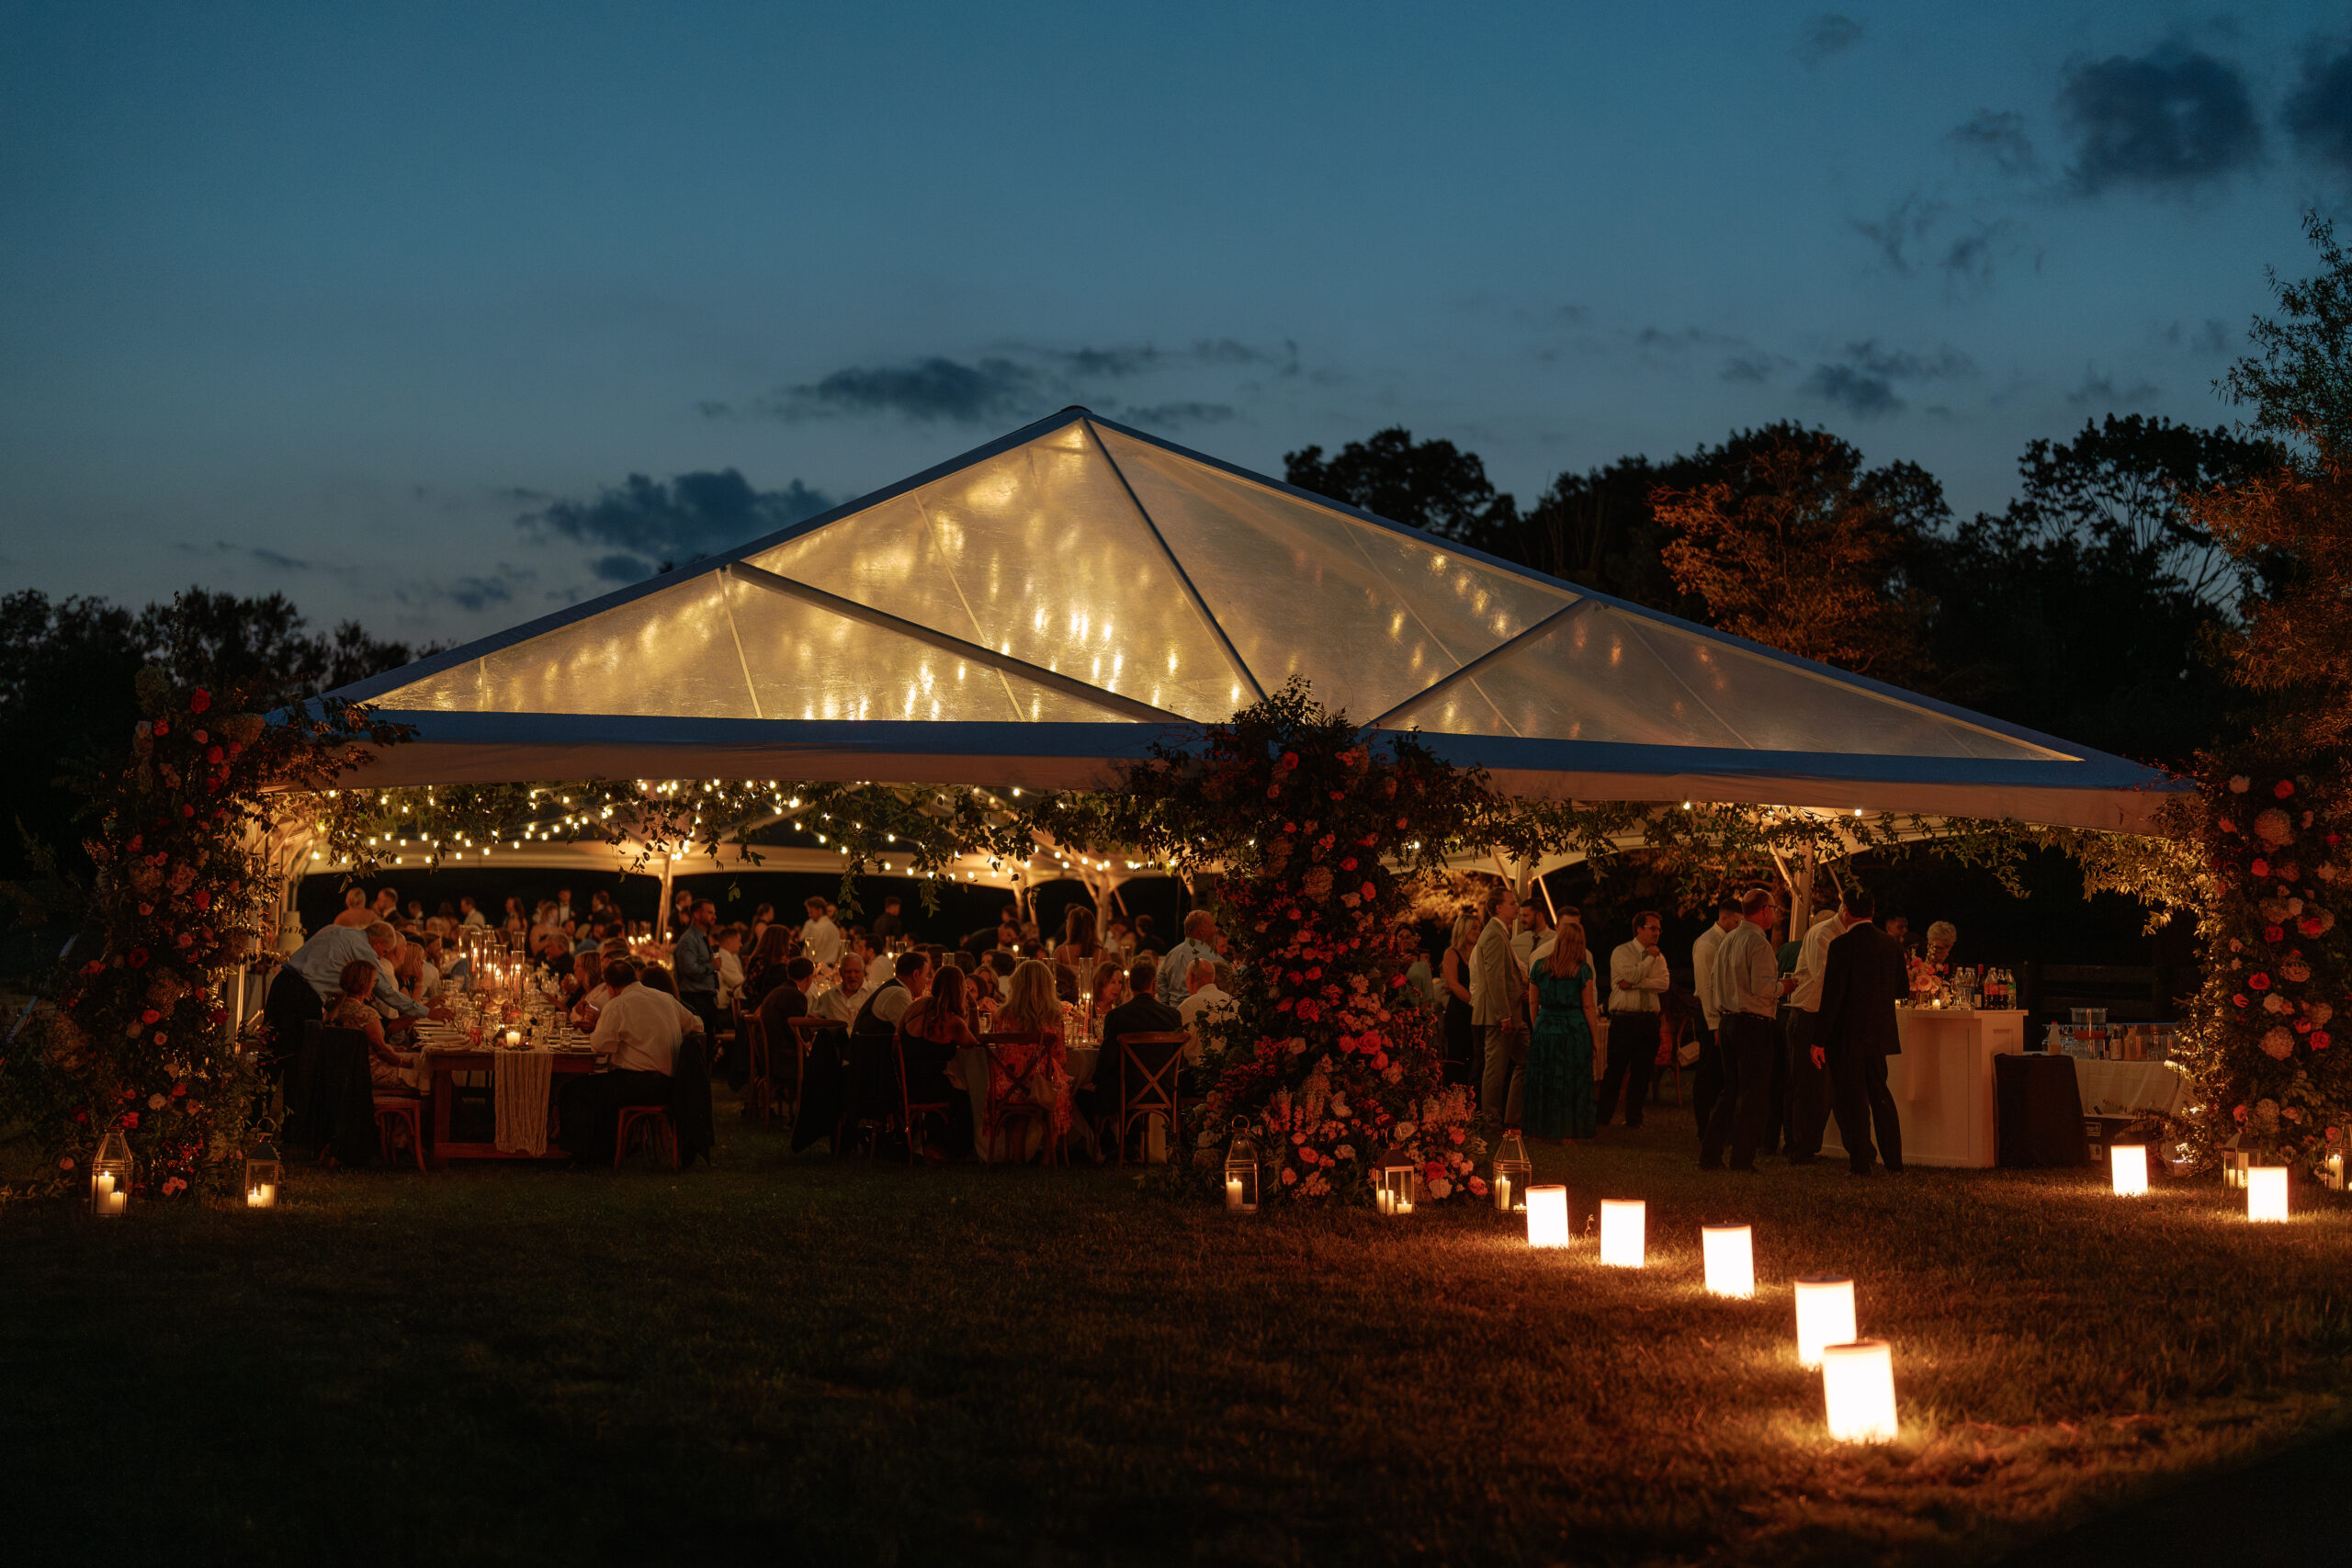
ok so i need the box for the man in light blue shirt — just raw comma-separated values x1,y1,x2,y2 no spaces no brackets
287,920,429,1019
1157,909,1222,1009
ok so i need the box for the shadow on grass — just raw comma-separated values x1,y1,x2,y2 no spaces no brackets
4,1099,2348,1566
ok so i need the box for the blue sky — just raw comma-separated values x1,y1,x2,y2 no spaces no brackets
3,2,2347,639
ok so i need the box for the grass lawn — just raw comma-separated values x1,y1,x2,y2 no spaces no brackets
5,1094,2349,1567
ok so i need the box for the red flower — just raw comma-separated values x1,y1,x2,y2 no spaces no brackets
2266,924,2287,943
190,688,211,713
1360,882,1375,900
2301,916,2324,937
1280,752,1299,771
2329,834,2343,848
120,1111,139,1129
140,1009,160,1025
192,888,211,909
125,834,141,852
2275,778,2295,798
153,719,169,736
2233,994,2251,1007
2315,1032,2334,1050
2252,858,2272,877
127,946,149,968
1340,857,1358,872
205,745,223,764
80,959,103,977
181,804,195,818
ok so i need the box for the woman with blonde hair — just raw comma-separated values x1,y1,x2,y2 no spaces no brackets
1440,909,1481,1086
1523,918,1601,1142
984,956,1073,1153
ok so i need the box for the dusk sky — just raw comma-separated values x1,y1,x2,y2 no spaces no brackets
5,2,2349,643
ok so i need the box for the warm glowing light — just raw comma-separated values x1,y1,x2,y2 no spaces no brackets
2247,1165,2290,1222
1702,1224,1754,1297
1794,1276,1857,1366
2109,1145,2148,1197
1525,1184,1569,1248
1821,1339,1898,1442
1598,1200,1645,1267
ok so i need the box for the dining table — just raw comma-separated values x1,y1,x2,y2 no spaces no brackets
413,1021,606,1168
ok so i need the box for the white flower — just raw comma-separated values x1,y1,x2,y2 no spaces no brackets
1427,1177,1453,1199
1395,1122,1417,1140
1336,1144,1357,1161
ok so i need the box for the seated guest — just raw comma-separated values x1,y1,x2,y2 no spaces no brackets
332,886,374,929
1178,958,1235,1059
714,922,748,1010
985,958,1073,1150
741,925,797,1009
571,953,616,1032
637,963,680,997
753,955,816,1037
562,950,603,1010
808,953,868,1023
1089,958,1182,1123
856,948,928,1038
533,929,573,975
987,949,1016,999
899,962,978,1159
557,957,702,1167
325,959,428,1094
1088,960,1125,1034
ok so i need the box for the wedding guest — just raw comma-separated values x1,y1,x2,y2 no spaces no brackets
1054,907,1103,972
809,953,869,1023
741,925,797,1009
559,957,700,1167
1474,883,1526,1127
1093,955,1182,1113
1702,890,1792,1172
987,957,1074,1154
332,886,374,929
1600,911,1668,1128
801,895,844,965
749,901,776,948
1156,910,1221,1008
459,895,486,928
1816,887,1907,1175
869,895,905,949
1177,958,1234,1062
899,963,978,1159
1689,894,1744,1141
1524,919,1600,1143
1511,902,1554,970
288,919,432,1021
325,959,427,1094
1440,910,1479,1087
753,956,815,1041
714,922,747,1010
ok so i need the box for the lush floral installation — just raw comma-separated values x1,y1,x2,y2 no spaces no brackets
1,667,404,1202
2164,757,2352,1174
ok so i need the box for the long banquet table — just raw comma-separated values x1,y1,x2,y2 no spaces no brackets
416,1025,605,1167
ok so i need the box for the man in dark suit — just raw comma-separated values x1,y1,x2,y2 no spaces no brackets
1088,957,1185,1136
1812,887,1905,1175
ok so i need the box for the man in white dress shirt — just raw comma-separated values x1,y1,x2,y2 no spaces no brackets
800,896,844,966
558,957,703,1166
1702,890,1792,1171
1783,898,1859,1164
808,953,870,1024
1177,959,1235,1062
1600,911,1668,1129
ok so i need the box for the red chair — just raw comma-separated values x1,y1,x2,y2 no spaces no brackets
977,1031,1061,1166
1111,1031,1188,1166
615,1105,679,1169
372,1095,426,1173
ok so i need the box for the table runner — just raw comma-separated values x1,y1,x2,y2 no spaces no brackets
494,1049,555,1155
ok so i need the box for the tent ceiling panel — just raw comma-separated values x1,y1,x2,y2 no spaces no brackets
745,423,1245,720
1097,426,1573,721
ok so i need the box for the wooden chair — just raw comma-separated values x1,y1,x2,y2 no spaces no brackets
1112,1031,1188,1165
894,1030,958,1166
615,1105,679,1169
740,1014,775,1123
783,1015,841,1122
977,1030,1060,1166
373,1095,427,1173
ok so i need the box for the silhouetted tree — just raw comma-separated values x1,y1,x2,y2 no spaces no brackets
1283,428,1519,553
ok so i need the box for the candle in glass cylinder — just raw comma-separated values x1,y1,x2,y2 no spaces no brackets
95,1171,115,1200
1493,1174,1512,1213
1225,1178,1244,1210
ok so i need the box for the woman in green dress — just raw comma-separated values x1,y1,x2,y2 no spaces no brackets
1523,920,1601,1142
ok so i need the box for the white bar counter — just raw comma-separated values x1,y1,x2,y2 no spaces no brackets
1823,1007,2026,1168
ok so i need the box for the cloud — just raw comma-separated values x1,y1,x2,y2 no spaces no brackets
760,356,1041,423
2284,42,2352,177
1947,109,2041,177
1114,400,1238,430
173,539,329,572
743,337,1302,426
516,469,836,584
1795,13,1863,65
1852,192,1950,276
395,564,536,613
1797,339,1976,420
2065,367,2163,409
2055,43,2261,195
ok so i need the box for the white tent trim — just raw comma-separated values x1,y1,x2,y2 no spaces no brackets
328,409,2180,833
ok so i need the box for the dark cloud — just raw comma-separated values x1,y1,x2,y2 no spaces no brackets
760,356,1041,423
2284,43,2352,176
1720,352,1792,384
2056,44,2261,194
1853,193,2030,296
2161,317,2233,354
1947,109,2041,177
174,539,326,571
395,565,536,613
1939,220,2031,298
1797,340,1975,420
1111,400,1237,430
2065,367,2162,409
1852,193,1949,276
517,469,836,584
1795,13,1863,65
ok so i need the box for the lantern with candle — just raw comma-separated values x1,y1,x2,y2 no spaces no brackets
1701,1224,1755,1297
1523,1182,1569,1247
1598,1199,1645,1267
1490,1129,1531,1214
1373,1155,1419,1216
2246,1165,2290,1222
2109,1144,2148,1196
243,1143,282,1210
1793,1276,1857,1366
1820,1339,1898,1442
90,1129,132,1218
1223,1120,1260,1214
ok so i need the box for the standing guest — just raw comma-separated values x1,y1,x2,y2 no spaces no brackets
869,895,905,950
1523,919,1601,1143
1131,913,1159,956
1883,912,1912,952
741,925,797,1009
1054,907,1102,972
325,959,429,1094
673,898,722,1058
1600,911,1668,1128
713,922,748,1010
1156,910,1221,1009
809,953,870,1024
405,898,426,926
288,919,433,1022
1473,883,1526,1128
1511,901,1554,971
1815,888,1907,1175
1702,890,1792,1172
1785,899,1859,1164
1689,895,1744,1142
1402,934,1440,1011
333,886,373,929
749,902,776,948
1440,911,1480,1087
1103,917,1136,965
502,897,527,941
372,887,400,922
590,890,617,923
801,896,844,965
558,957,701,1168
553,888,575,927
459,895,486,928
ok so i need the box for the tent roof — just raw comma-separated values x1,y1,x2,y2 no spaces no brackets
331,409,2177,831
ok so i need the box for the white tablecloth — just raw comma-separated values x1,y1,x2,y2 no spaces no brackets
2072,1057,2188,1117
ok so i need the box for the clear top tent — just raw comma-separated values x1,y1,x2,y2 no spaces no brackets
328,409,2176,835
